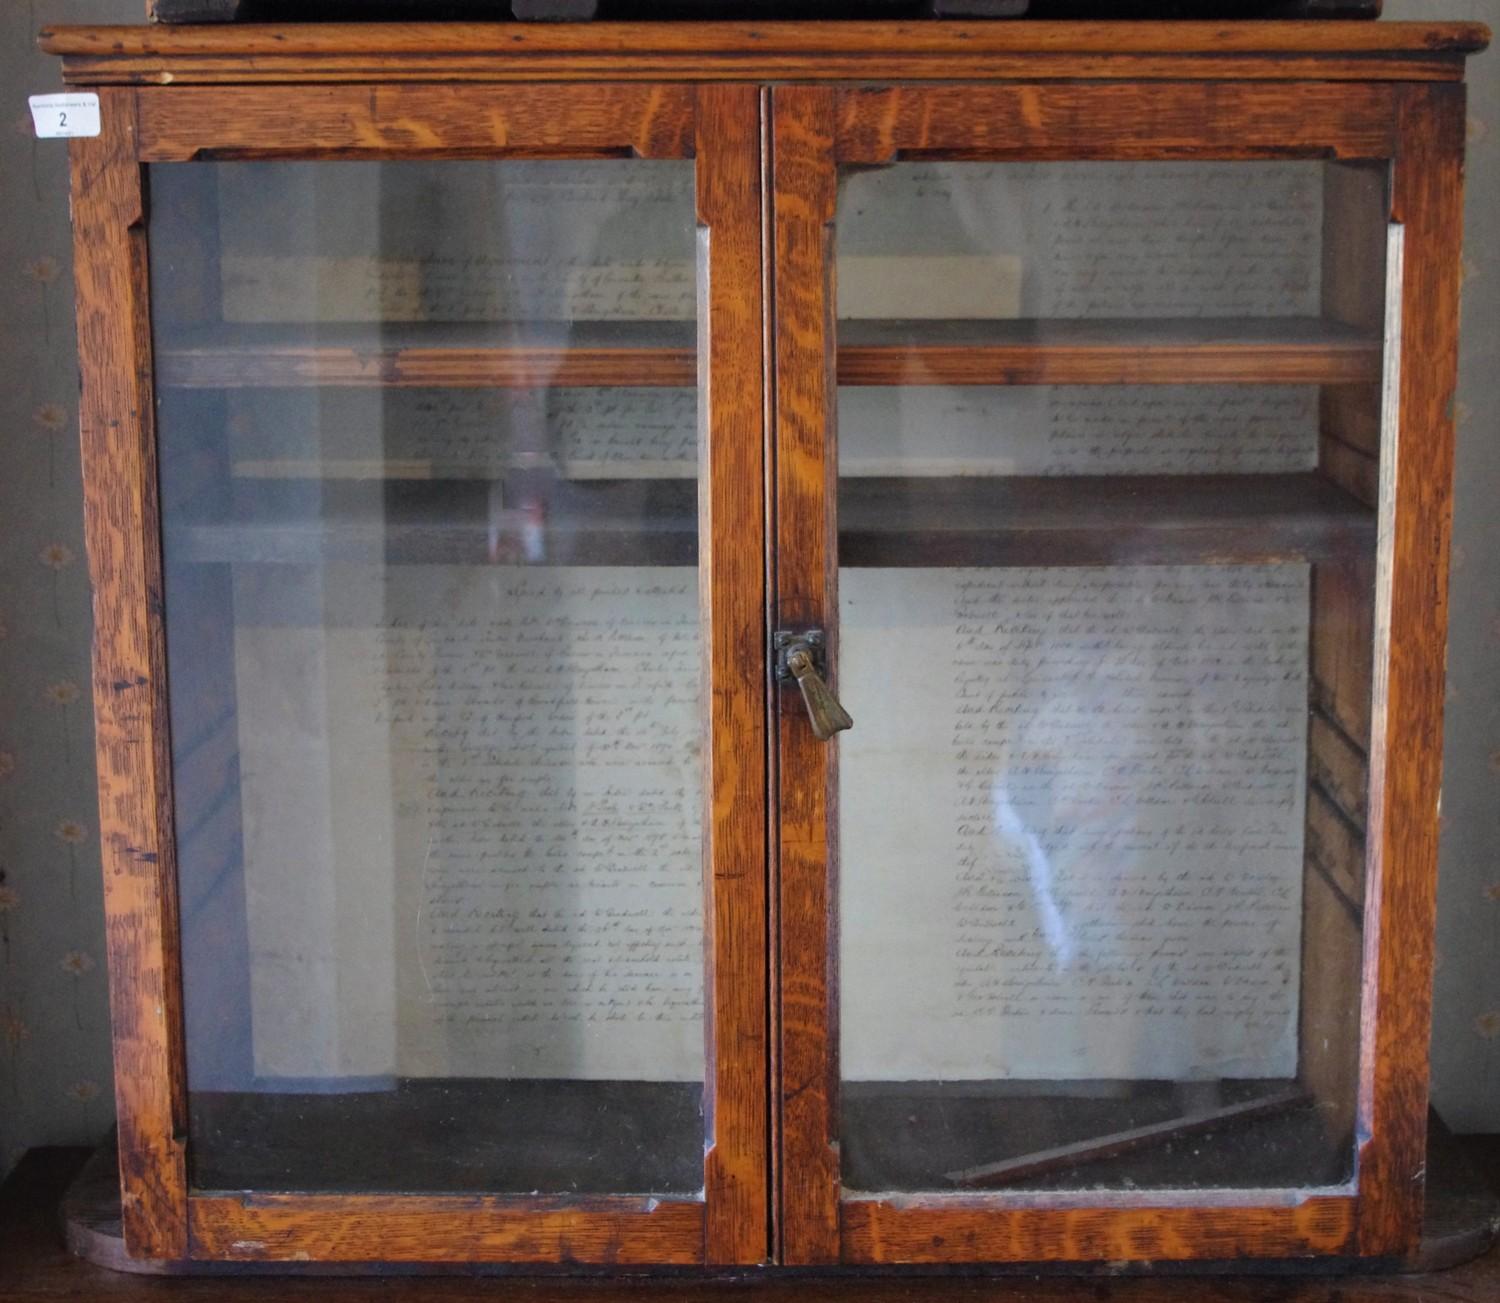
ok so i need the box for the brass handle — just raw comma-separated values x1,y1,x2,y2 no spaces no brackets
782,639,853,742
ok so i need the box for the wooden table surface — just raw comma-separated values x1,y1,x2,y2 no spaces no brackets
2,1144,1497,1301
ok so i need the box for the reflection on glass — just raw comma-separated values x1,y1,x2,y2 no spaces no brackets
837,161,1324,322
838,386,1320,478
152,160,705,1195
836,161,1385,1194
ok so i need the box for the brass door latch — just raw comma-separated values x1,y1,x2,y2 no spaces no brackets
774,630,853,742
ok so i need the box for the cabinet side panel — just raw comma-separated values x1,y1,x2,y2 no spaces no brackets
69,87,189,1260
697,82,771,1268
1303,160,1384,1155
771,85,842,1267
1356,82,1467,1259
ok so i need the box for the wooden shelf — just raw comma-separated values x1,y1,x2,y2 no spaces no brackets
167,519,699,567
156,322,697,389
164,477,700,567
156,318,1377,391
839,472,1374,567
836,317,1382,386
164,472,1370,569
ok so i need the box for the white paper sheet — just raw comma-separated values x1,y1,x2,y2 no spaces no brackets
838,566,1310,1083
235,565,704,1083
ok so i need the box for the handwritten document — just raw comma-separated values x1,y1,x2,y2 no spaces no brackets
216,159,699,323
234,565,703,1082
839,566,1309,1082
223,383,1315,484
839,386,1318,477
217,161,1321,325
221,254,698,323
837,162,1323,318
226,389,700,481
837,164,1323,477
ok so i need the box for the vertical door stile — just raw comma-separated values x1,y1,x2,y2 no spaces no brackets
771,85,842,1267
696,83,772,1267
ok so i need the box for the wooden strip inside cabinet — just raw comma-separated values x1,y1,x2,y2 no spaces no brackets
40,18,1489,1276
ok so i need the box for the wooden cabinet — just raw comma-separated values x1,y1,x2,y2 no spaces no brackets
41,18,1488,1275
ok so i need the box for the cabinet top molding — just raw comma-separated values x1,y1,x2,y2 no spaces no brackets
39,20,1490,86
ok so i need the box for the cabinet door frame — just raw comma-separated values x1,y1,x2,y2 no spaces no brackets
769,79,1465,1267
71,81,770,1267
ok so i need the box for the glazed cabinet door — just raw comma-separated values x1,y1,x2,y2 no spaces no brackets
70,83,768,1266
770,82,1465,1266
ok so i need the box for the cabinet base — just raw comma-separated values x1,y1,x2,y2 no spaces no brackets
63,1116,1496,1277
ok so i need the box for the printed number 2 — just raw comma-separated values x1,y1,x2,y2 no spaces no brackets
58,112,67,128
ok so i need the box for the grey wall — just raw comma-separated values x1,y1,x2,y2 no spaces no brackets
1,1,1497,1180
0,0,125,1180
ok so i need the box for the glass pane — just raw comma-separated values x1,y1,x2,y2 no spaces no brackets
152,159,706,1196
835,161,1386,1195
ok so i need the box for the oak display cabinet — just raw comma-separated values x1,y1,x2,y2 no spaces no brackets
41,17,1489,1276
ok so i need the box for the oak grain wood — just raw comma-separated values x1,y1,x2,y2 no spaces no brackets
86,72,723,1272
38,22,1491,88
48,54,1485,89
135,84,696,161
158,319,1379,392
1356,80,1468,1262
834,83,1403,164
41,21,1492,58
188,1195,705,1264
42,17,1486,1275
837,319,1381,388
777,66,1460,1268
69,87,190,1260
839,1197,1359,1265
155,327,698,389
7,1147,1500,1293
771,84,841,1268
696,82,771,1268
